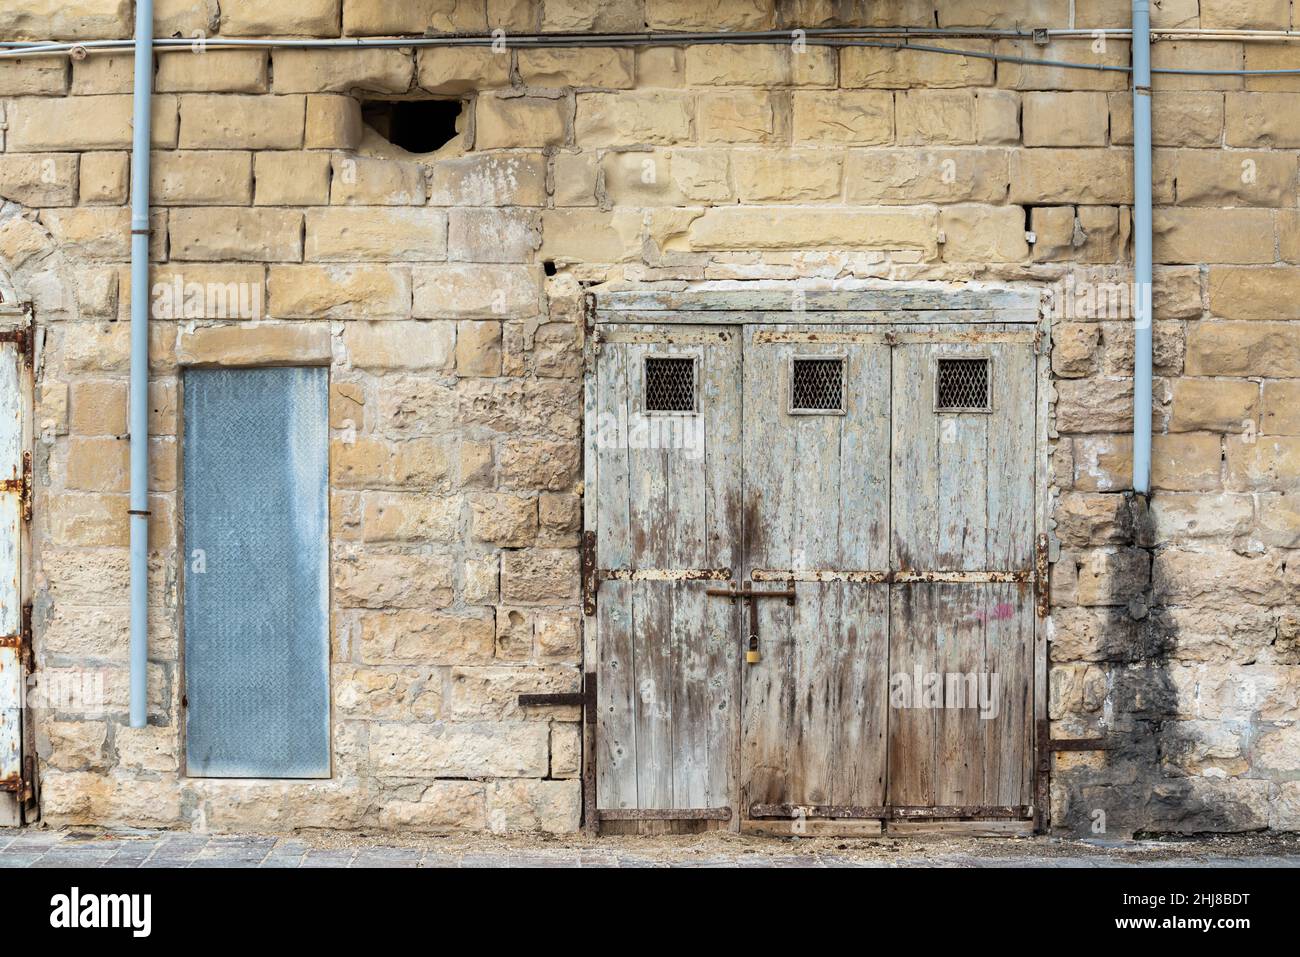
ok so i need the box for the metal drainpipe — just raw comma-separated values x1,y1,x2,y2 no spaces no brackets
128,0,154,728
1132,0,1154,495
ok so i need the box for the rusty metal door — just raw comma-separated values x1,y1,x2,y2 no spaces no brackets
886,335,1038,815
739,326,891,828
591,325,742,828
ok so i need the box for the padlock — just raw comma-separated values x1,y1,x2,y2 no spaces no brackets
746,634,760,664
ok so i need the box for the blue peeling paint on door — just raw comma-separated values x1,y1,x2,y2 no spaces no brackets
183,366,330,778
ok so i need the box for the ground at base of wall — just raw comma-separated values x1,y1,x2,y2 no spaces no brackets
2,829,1298,868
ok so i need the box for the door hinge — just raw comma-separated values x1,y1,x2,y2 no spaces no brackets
0,321,33,369
581,530,598,616
1035,719,1113,833
1035,532,1049,618
21,450,31,523
3,452,35,524
20,600,32,672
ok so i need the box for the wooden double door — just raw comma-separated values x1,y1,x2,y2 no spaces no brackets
590,321,1040,833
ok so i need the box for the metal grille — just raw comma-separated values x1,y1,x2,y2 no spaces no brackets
936,358,990,411
645,357,696,412
791,358,844,412
183,367,331,778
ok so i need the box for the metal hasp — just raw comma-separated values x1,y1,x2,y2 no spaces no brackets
127,0,156,729
1034,718,1113,832
705,581,796,666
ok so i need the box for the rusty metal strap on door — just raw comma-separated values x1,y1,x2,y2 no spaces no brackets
750,568,1034,584
581,532,732,616
751,804,1032,821
753,329,1037,345
598,807,732,822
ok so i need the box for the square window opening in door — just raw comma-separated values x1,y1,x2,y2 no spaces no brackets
644,356,698,413
789,356,846,415
935,356,992,413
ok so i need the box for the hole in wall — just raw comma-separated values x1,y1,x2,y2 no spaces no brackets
360,98,463,154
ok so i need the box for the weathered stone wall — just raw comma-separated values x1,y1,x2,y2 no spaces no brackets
0,0,1296,835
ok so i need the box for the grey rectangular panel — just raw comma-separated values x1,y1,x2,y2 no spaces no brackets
183,367,330,778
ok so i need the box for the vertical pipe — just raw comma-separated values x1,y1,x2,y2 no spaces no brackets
129,0,155,728
1132,0,1153,495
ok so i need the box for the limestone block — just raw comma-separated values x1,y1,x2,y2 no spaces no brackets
155,49,269,94
220,0,341,36
169,208,303,262
151,150,252,206
369,721,549,777
178,94,304,149
412,263,543,319
330,155,426,206
456,320,503,377
416,48,510,95
1022,91,1109,147
470,492,536,546
427,153,547,207
304,207,448,262
517,48,635,89
335,552,455,608
501,549,580,604
1187,322,1300,377
1154,209,1275,264
344,321,454,371
477,95,568,150
79,152,130,205
733,150,843,203
447,208,541,263
0,1,132,40
175,323,331,365
844,149,1009,205
698,91,777,144
271,48,414,95
6,95,178,151
574,92,691,146
305,94,364,150
269,264,410,319
254,152,332,206
0,154,77,207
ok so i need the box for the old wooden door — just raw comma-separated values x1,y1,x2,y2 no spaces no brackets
589,306,1040,833
592,325,742,827
886,337,1037,815
740,326,891,825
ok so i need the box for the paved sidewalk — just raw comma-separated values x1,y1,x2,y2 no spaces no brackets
2,828,1299,868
